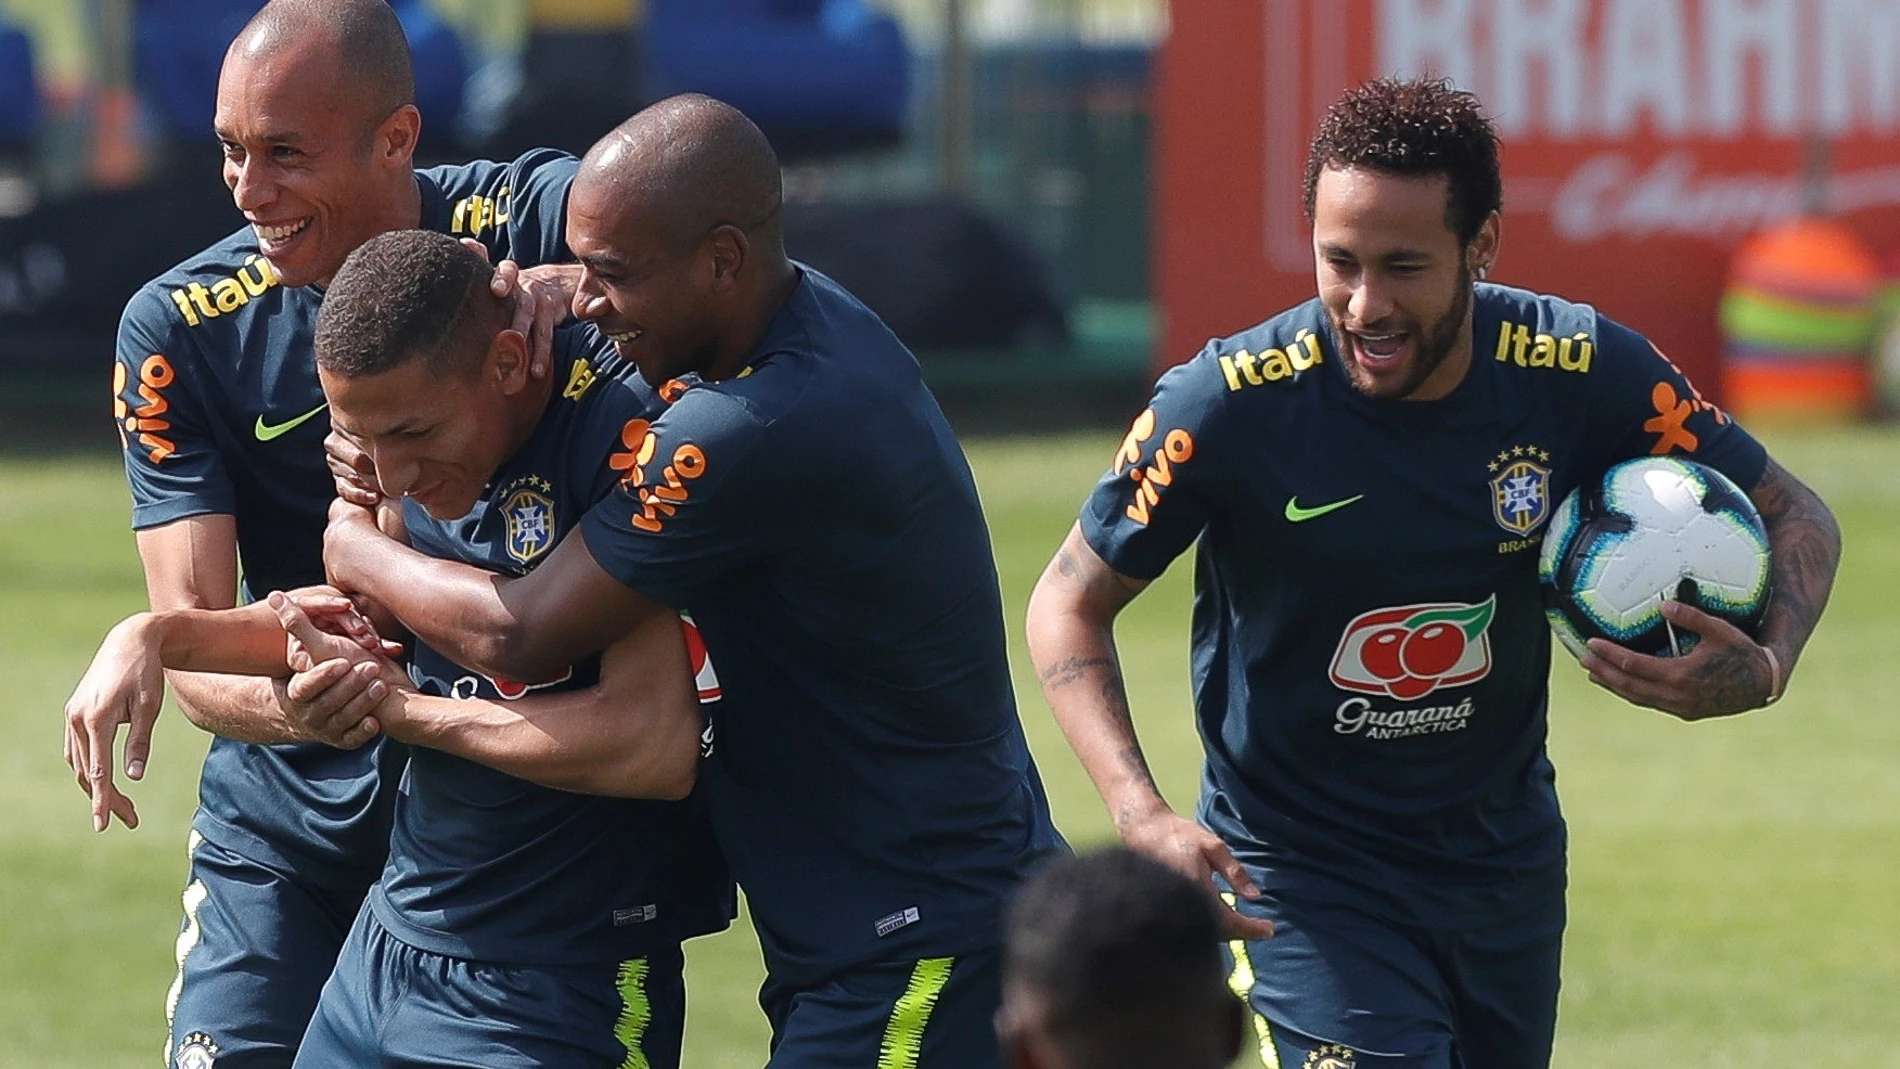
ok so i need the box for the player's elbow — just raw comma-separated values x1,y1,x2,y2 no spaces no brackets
1026,569,1096,659
485,626,569,686
164,673,219,735
572,683,702,800
638,748,698,801
590,737,698,800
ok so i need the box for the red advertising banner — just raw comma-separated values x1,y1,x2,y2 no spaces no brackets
1155,0,1900,394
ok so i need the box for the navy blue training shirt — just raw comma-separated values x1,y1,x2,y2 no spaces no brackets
113,150,577,885
579,266,1066,985
376,327,733,966
1081,284,1767,928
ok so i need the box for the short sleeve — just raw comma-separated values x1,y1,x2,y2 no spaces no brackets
1585,315,1769,491
432,150,577,267
500,149,577,266
578,386,779,608
1079,353,1229,581
114,289,234,529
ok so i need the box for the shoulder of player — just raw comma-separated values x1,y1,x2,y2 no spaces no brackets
1478,282,1647,378
1179,298,1331,401
419,148,576,191
121,226,289,343
554,340,664,442
419,150,577,227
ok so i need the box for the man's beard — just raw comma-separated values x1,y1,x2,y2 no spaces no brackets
1337,265,1473,400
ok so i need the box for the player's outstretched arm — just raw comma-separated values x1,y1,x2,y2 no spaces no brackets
1027,523,1274,941
325,499,645,683
65,567,393,830
1580,457,1841,719
133,517,404,746
273,594,701,799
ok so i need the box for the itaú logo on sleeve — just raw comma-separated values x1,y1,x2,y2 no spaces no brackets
1328,596,1496,702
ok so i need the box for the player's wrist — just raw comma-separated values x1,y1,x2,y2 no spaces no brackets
1111,793,1181,837
371,684,411,740
115,611,172,663
1759,645,1784,706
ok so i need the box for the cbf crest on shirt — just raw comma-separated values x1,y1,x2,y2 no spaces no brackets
382,326,732,967
1081,283,1766,929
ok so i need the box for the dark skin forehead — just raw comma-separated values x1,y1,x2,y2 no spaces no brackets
574,94,781,252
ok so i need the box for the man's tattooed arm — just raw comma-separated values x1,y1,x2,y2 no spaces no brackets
1748,456,1842,694
1028,525,1158,827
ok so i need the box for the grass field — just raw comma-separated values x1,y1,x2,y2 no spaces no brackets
2,426,1897,1067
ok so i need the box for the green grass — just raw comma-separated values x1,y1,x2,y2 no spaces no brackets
2,426,1897,1067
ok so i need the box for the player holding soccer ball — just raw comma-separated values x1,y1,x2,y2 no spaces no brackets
1026,77,1840,1069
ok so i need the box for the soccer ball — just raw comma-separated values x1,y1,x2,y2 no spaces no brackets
1539,456,1770,659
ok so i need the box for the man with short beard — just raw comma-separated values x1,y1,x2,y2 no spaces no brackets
1025,77,1840,1068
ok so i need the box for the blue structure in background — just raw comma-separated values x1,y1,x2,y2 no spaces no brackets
644,0,908,157
0,16,40,150
129,0,901,159
134,0,466,145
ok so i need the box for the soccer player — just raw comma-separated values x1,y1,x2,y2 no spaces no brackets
1023,78,1841,1069
81,2,576,1064
71,230,730,1068
305,94,1066,1068
996,848,1244,1069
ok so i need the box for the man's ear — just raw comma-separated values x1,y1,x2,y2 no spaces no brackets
376,103,421,168
706,224,749,294
1468,210,1501,280
489,329,531,394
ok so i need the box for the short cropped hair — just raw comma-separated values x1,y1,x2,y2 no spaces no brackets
1303,77,1503,246
238,0,415,120
314,230,500,378
1004,848,1231,1054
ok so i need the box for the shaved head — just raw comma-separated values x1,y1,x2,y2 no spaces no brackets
578,93,783,254
567,94,797,385
229,0,415,123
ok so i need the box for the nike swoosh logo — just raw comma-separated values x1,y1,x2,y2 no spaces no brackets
1284,494,1364,523
254,403,328,441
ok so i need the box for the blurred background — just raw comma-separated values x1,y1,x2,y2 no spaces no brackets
1,3,1897,1066
0,0,1164,442
6,0,1900,437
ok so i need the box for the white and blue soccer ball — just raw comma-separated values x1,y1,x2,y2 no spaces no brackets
1539,456,1771,659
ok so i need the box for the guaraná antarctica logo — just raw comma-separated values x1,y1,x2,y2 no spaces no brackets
1329,596,1496,702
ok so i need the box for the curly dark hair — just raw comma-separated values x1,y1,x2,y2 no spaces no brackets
1005,848,1233,1066
1303,77,1502,246
315,230,502,379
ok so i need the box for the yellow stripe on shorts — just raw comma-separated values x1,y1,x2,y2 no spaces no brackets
163,830,207,1066
877,956,955,1069
615,957,653,1069
1222,891,1281,1069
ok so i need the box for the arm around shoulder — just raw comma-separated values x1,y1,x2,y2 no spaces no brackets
326,504,649,683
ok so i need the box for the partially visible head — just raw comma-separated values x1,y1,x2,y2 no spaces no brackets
215,0,421,287
315,230,525,519
1304,77,1502,401
997,849,1244,1069
568,93,788,384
